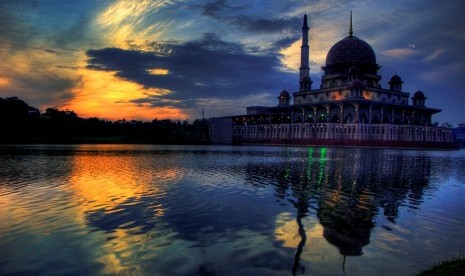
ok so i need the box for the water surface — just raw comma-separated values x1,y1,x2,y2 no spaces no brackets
0,145,464,275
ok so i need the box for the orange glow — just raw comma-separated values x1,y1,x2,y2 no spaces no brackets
331,92,343,101
69,146,181,214
64,146,184,273
147,68,169,75
0,77,10,87
60,67,187,120
363,91,370,99
70,155,149,214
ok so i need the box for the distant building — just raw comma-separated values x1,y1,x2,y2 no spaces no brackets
453,123,465,148
210,14,456,149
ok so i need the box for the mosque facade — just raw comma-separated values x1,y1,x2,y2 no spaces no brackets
209,14,456,149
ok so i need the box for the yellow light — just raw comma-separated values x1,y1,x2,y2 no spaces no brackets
147,68,169,75
0,77,10,87
68,147,183,273
60,66,186,121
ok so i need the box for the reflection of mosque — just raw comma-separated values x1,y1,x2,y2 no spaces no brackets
250,148,433,273
314,149,430,258
210,14,456,149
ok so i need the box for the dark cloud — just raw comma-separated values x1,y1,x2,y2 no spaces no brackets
272,36,301,50
231,15,300,34
198,0,242,18
0,2,38,51
197,0,239,18
32,47,61,55
86,33,295,110
195,0,300,35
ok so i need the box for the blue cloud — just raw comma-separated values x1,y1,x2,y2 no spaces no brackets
85,33,295,109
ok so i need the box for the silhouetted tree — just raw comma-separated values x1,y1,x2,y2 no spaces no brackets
0,97,210,144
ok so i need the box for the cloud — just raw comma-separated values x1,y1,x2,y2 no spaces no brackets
423,49,445,62
230,16,300,34
85,33,295,116
195,0,301,35
381,48,416,58
1,0,464,125
0,1,101,109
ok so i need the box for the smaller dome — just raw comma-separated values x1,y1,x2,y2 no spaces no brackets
413,91,425,98
390,74,402,82
279,90,290,97
351,79,363,87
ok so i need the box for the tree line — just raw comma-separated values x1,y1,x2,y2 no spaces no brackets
0,97,209,144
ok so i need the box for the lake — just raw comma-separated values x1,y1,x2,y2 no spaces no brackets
0,144,464,275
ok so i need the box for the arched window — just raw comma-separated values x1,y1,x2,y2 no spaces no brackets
344,113,353,123
331,114,340,123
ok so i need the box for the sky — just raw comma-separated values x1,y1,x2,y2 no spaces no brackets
0,0,464,125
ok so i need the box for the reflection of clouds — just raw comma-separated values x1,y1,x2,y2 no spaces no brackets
374,231,409,255
275,212,301,248
68,145,184,273
70,154,149,214
274,212,324,249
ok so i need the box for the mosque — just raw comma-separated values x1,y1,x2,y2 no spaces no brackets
209,14,456,148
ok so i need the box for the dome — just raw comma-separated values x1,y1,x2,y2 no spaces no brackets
348,65,360,74
413,91,425,98
326,36,376,65
279,90,290,97
390,74,402,82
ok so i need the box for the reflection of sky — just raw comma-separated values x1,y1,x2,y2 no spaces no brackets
0,145,464,275
1,1,464,124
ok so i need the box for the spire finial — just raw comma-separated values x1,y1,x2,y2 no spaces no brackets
302,14,308,29
349,11,353,37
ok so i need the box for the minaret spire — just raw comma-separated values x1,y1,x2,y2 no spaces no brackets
349,11,353,37
299,14,312,91
302,14,308,30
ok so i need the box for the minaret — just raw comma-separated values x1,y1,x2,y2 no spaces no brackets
299,14,312,91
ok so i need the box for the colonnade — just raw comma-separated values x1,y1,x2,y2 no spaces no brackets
233,123,453,143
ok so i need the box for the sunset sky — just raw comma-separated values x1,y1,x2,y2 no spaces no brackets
0,0,464,125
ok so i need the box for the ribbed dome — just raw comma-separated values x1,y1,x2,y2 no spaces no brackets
326,36,376,65
349,65,360,74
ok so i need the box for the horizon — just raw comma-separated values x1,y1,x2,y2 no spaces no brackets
1,1,464,125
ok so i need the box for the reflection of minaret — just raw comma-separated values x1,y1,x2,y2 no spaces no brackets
299,14,312,91
291,197,308,276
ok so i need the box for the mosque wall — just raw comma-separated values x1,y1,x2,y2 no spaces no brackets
232,123,454,146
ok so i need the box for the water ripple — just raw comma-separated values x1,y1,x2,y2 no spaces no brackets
0,145,464,275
